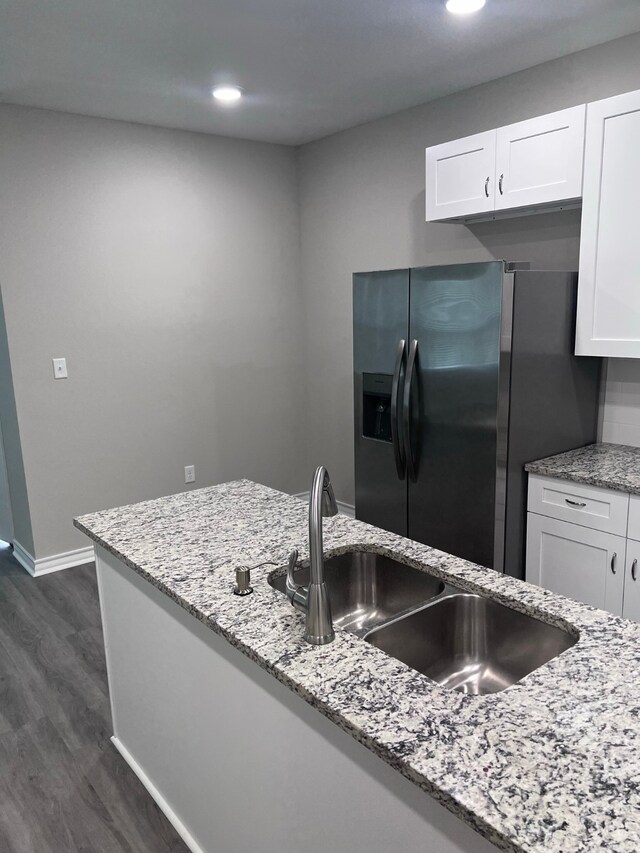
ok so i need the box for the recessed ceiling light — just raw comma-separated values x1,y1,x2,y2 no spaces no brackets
212,85,243,104
446,0,486,14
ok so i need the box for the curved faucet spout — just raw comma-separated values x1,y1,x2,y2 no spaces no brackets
309,466,338,586
287,466,337,645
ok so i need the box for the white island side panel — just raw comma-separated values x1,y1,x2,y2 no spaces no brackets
95,545,498,853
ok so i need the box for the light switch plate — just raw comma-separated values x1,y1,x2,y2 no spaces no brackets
52,358,68,379
184,465,195,484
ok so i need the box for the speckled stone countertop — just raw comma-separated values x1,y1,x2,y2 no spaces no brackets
525,442,640,494
75,480,640,853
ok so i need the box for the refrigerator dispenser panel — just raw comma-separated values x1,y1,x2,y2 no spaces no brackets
362,373,393,442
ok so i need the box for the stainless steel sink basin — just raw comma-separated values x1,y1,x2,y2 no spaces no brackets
270,550,445,637
365,593,577,695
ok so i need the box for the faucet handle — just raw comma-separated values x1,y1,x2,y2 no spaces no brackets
286,549,300,594
285,549,308,613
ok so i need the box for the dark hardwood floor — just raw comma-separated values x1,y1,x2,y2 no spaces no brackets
0,545,188,853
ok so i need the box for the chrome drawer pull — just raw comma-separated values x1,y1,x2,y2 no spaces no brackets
565,498,587,508
633,559,638,582
611,553,617,574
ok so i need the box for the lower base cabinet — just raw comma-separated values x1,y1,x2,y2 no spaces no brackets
526,513,625,615
526,473,640,622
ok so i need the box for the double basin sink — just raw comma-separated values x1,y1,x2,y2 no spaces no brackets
270,550,576,695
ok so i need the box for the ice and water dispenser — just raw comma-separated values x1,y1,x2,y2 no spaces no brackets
361,373,392,442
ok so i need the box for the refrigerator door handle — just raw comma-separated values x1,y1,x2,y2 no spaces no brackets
390,339,406,480
403,339,418,483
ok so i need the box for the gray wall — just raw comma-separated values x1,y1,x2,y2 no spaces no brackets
0,105,304,558
4,29,640,557
298,30,640,506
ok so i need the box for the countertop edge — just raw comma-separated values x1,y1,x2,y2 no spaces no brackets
523,463,637,495
524,442,640,496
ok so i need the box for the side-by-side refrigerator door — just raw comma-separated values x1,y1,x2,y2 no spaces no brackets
407,262,503,567
354,270,409,536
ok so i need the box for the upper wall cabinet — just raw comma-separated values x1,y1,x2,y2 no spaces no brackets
576,89,640,358
494,106,585,212
425,105,586,223
425,130,496,221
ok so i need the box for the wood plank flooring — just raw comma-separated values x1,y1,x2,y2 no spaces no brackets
0,545,188,853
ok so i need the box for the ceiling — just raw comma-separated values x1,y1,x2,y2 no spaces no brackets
3,0,640,146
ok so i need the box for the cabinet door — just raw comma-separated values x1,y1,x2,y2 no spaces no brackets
623,540,640,622
526,513,625,615
495,105,585,211
576,89,640,357
425,130,496,221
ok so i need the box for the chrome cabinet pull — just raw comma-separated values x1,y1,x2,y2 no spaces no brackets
390,339,406,481
611,552,617,574
484,177,490,197
565,498,587,508
632,559,638,582
499,173,504,195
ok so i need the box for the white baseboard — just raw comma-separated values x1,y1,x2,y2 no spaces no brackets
12,540,95,578
111,735,204,853
292,492,355,518
12,541,35,575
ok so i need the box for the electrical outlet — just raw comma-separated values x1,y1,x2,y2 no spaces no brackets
52,358,68,379
184,465,195,484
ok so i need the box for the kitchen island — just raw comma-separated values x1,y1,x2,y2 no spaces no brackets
75,480,640,853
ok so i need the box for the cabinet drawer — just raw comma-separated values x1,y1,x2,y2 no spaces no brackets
526,513,625,615
527,474,629,535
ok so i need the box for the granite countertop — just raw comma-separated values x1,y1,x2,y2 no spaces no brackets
525,442,640,494
74,480,640,853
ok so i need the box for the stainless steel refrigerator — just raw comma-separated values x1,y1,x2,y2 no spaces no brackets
353,261,601,579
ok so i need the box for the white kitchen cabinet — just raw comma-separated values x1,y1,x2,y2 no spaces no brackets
576,89,640,357
494,106,585,211
525,473,640,622
623,541,640,621
425,130,496,221
526,512,625,615
425,106,585,222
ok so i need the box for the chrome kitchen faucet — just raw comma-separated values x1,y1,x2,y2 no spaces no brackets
286,466,338,645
